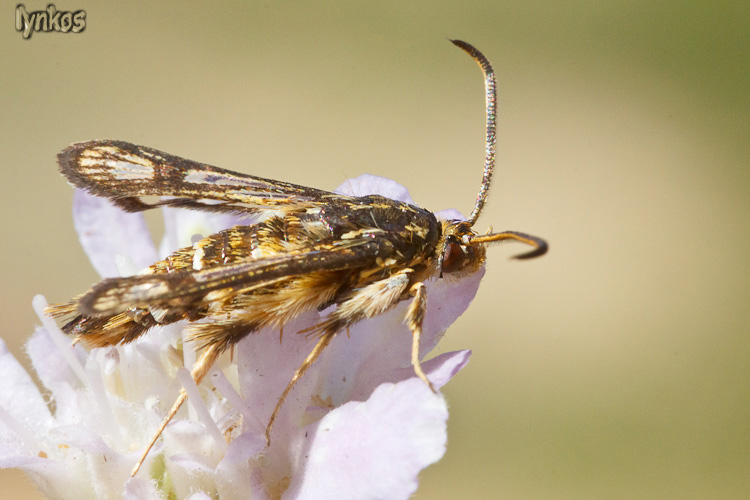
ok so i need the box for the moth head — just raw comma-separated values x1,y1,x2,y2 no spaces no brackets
440,40,548,279
438,220,547,277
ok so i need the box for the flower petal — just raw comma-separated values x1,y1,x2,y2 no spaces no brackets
285,378,449,500
0,337,51,451
50,425,133,499
72,190,157,277
26,327,86,394
335,174,414,204
187,493,213,500
124,476,165,500
235,311,331,473
0,454,84,500
435,208,465,222
163,420,224,499
390,349,472,391
214,433,263,499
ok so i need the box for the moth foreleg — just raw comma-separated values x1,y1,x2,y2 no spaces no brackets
405,281,436,393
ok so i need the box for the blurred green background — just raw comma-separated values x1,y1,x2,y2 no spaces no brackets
1,1,748,498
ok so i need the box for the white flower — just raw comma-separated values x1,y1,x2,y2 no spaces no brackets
0,175,482,499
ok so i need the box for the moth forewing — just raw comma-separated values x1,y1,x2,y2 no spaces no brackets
46,40,547,477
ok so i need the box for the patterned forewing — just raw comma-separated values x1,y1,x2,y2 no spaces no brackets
58,140,353,214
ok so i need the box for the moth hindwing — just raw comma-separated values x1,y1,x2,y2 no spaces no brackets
47,40,547,477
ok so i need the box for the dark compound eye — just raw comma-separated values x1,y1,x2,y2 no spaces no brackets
441,241,466,273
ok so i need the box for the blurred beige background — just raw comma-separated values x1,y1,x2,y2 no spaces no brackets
2,1,748,499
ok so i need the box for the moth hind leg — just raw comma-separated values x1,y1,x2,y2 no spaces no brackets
264,269,416,445
131,342,223,477
131,317,257,476
265,330,337,446
309,271,436,393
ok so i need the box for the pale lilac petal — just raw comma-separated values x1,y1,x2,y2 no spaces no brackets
389,349,472,390
236,312,327,435
236,313,344,497
0,338,51,448
435,208,465,222
285,378,448,500
0,455,84,500
45,384,80,428
51,425,133,499
335,174,414,204
26,327,86,394
49,425,117,458
188,493,213,500
215,433,262,499
73,190,157,277
123,477,164,500
163,420,224,499
421,349,471,388
2,425,122,500
221,432,265,465
0,453,57,471
421,267,485,352
169,454,213,473
0,453,44,468
167,459,216,499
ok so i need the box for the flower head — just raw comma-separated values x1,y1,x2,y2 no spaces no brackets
0,175,482,499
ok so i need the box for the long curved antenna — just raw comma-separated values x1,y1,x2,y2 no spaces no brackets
450,39,497,226
470,230,548,260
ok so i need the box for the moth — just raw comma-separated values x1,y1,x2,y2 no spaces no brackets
47,40,547,476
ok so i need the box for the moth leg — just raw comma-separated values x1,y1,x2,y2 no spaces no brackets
266,269,415,445
307,268,414,335
406,282,436,393
265,330,336,446
131,343,221,477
